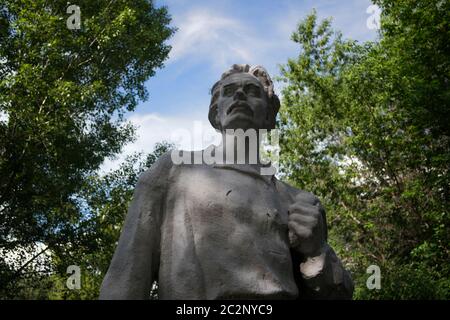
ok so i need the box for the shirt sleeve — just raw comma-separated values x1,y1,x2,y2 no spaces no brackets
294,244,354,300
99,152,173,299
278,182,354,300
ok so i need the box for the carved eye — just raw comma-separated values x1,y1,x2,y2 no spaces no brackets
222,85,236,97
245,84,261,97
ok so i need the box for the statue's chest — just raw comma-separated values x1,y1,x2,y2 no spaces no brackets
170,165,289,239
159,165,296,300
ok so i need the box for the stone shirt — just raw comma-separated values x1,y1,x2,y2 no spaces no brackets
99,150,353,300
159,159,299,299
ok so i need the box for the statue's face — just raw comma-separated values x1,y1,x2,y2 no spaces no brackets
215,73,270,131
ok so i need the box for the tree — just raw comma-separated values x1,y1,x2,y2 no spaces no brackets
278,1,449,299
49,142,173,300
0,0,174,297
7,142,173,299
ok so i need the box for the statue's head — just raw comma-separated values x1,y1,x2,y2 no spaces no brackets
208,64,280,132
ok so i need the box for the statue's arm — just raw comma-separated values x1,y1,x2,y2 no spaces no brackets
278,182,354,300
293,243,354,300
99,152,173,299
291,197,354,300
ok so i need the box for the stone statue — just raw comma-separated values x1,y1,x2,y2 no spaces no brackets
99,64,354,299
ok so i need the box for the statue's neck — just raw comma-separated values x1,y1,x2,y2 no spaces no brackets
218,131,262,165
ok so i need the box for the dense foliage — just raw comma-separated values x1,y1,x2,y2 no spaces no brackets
0,0,173,297
278,0,449,299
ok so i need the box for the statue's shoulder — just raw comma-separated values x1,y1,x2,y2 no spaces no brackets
137,151,175,187
275,179,320,205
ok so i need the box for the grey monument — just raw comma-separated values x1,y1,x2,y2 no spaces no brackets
99,64,354,299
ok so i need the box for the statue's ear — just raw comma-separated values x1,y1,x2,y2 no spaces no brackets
265,96,280,130
208,104,220,130
265,111,275,130
208,88,221,130
214,113,221,131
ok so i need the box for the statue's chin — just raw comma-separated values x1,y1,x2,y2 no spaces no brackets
222,116,259,131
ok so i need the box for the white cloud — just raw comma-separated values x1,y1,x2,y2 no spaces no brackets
168,8,263,71
164,0,376,91
100,112,221,173
166,6,296,100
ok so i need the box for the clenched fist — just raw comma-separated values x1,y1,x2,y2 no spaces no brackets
288,192,326,258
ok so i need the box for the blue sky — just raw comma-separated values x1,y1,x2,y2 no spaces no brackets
102,0,378,171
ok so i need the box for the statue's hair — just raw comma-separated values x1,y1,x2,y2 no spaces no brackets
208,64,280,130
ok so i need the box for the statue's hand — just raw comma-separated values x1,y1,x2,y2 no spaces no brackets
288,193,326,258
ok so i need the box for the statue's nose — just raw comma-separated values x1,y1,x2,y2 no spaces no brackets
233,88,246,100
